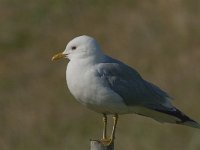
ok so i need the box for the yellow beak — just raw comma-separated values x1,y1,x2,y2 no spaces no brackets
51,52,65,61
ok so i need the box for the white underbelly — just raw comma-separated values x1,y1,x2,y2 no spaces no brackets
68,80,128,114
66,63,128,114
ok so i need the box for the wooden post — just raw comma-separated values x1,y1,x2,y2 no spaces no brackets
90,140,114,150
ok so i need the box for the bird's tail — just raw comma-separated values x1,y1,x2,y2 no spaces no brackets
154,107,200,129
174,109,200,129
182,119,200,129
132,106,200,129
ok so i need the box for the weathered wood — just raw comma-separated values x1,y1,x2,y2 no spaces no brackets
90,140,114,150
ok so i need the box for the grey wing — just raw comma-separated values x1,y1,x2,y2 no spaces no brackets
96,56,173,109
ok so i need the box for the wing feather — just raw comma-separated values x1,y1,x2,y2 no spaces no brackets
96,56,172,109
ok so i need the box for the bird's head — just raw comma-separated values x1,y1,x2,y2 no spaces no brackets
52,35,102,61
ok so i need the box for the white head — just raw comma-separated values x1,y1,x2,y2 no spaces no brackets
52,35,102,61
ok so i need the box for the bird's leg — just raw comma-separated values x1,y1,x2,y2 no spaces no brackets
110,114,118,142
100,114,110,145
102,113,107,139
100,114,118,146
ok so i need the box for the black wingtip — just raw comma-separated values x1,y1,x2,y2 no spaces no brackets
182,120,200,129
154,107,200,129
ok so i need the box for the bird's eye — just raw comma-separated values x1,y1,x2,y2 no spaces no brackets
72,46,77,50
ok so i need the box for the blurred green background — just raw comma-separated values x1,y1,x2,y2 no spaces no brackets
0,0,200,150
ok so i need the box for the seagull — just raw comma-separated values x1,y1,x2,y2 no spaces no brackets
52,35,200,145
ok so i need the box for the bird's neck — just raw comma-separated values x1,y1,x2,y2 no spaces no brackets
70,53,104,66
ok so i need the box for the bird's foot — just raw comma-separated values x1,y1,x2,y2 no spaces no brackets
100,138,113,146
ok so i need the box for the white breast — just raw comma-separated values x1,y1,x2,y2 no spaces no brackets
66,58,128,114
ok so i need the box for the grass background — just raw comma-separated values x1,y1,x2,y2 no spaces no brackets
0,0,200,150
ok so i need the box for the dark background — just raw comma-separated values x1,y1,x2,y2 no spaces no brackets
0,0,200,150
